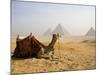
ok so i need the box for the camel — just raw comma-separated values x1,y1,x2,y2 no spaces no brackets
12,33,59,59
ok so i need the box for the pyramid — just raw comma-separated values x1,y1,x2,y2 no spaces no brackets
85,27,95,36
52,24,70,36
43,28,52,36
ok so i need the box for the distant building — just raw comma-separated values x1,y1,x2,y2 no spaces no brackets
43,28,52,36
85,27,95,36
52,24,70,36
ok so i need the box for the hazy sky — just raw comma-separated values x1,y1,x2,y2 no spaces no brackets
12,0,95,36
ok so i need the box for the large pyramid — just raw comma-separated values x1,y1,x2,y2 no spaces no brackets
52,24,70,36
43,28,52,36
85,27,95,36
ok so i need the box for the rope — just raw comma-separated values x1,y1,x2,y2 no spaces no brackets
57,33,61,59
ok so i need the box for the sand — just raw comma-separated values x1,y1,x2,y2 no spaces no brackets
11,36,96,74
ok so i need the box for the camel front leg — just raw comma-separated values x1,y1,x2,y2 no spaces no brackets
37,48,45,58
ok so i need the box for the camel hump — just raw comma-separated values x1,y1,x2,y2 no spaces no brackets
16,33,33,41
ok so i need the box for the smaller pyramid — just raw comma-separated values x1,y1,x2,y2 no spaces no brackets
85,27,95,36
43,28,52,36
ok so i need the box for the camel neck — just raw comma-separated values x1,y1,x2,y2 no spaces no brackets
48,34,57,48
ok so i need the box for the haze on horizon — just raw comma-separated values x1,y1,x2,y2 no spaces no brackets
12,0,95,36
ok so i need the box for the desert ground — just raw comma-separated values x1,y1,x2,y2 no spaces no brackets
11,36,96,74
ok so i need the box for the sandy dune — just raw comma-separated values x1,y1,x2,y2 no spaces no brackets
11,36,96,74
